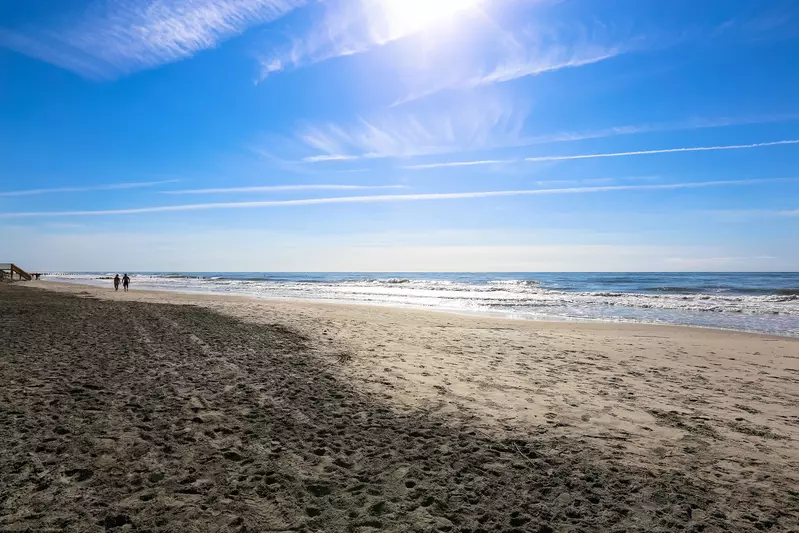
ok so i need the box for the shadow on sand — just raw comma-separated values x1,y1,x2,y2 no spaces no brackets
0,285,794,532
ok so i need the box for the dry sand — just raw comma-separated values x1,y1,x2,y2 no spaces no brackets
1,281,798,532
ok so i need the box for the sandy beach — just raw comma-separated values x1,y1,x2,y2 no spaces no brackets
2,281,798,532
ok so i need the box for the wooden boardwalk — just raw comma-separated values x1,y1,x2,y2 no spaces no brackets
0,263,32,281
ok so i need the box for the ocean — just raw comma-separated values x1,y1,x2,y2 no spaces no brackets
43,272,799,337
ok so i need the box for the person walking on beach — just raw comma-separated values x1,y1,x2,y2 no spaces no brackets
114,274,120,291
122,274,130,292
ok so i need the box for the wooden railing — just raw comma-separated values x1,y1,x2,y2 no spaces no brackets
0,263,32,281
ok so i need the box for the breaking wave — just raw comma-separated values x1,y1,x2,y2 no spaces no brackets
40,272,799,336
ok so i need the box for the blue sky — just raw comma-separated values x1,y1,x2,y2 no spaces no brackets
1,0,798,271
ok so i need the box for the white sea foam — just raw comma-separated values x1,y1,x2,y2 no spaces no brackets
42,273,799,336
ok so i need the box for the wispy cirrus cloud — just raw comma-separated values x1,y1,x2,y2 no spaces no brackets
715,2,799,41
0,180,179,197
469,47,622,88
384,3,799,106
256,0,632,104
257,0,485,81
1,0,305,79
402,159,516,170
303,155,362,163
297,107,799,165
162,184,405,194
1,178,791,218
392,37,628,107
297,95,527,161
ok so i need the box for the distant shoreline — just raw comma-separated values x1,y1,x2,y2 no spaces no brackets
39,274,799,338
32,279,799,342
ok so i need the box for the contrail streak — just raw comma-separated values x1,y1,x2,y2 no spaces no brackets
525,139,799,162
1,178,792,218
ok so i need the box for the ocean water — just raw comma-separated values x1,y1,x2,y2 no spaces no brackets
43,272,799,337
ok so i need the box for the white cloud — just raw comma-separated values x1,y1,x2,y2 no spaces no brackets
296,107,799,165
162,184,405,194
401,159,516,170
388,12,641,106
1,178,791,218
258,57,284,78
257,0,485,81
303,155,362,163
524,139,799,162
254,0,634,106
0,180,179,197
470,48,621,87
393,41,625,106
296,95,527,161
1,0,305,79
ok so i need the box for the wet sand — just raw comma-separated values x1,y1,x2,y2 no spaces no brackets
1,282,798,532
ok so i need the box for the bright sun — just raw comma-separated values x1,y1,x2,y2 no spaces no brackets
379,0,482,34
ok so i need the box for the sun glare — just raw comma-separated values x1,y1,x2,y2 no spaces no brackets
379,0,482,35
